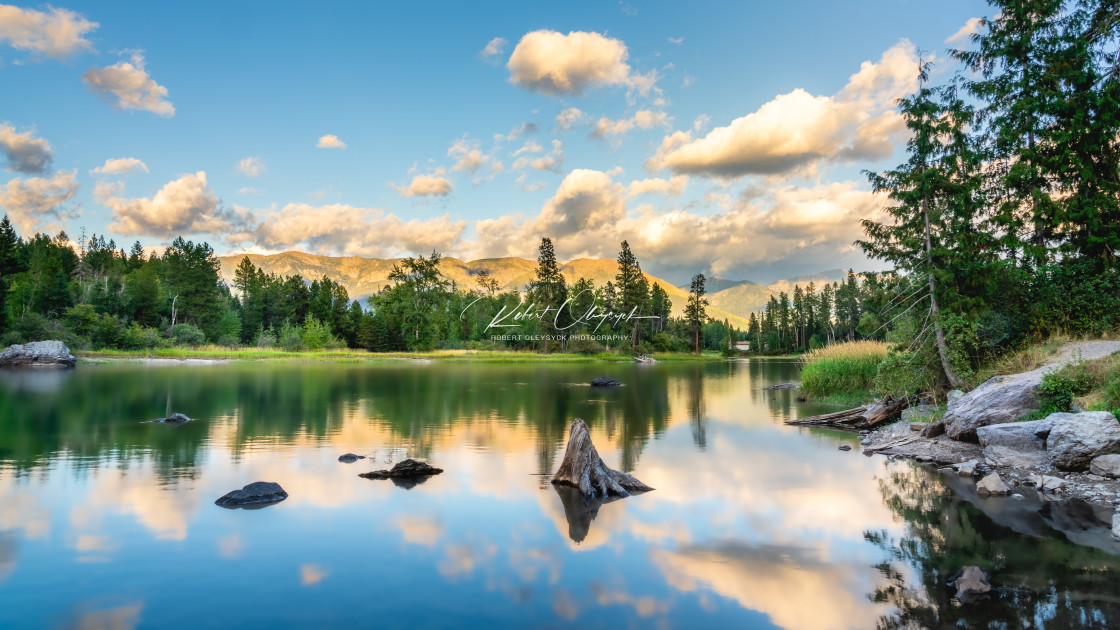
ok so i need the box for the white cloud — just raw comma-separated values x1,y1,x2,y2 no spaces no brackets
236,187,261,195
555,107,587,131
494,122,537,143
0,123,52,174
392,169,453,197
316,134,347,149
0,170,79,234
626,175,688,198
647,40,918,178
101,171,236,237
91,157,148,176
479,37,508,63
237,157,265,178
448,137,488,173
464,169,882,281
512,139,564,173
507,30,647,96
82,52,175,117
946,17,983,44
591,110,669,138
667,37,684,45
230,202,466,257
0,4,97,60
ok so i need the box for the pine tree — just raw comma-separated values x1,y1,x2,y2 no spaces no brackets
685,273,709,354
528,237,568,349
614,241,650,349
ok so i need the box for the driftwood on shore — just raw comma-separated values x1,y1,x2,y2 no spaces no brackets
786,395,909,431
552,418,653,499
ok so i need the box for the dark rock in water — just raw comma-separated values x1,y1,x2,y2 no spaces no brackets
215,481,288,508
0,341,76,368
338,453,365,463
590,377,621,387
152,413,192,425
359,458,444,480
838,444,852,451
763,381,800,390
949,565,992,604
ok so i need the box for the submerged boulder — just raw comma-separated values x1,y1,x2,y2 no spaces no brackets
0,341,76,368
1047,412,1120,471
338,453,365,463
215,481,288,508
949,566,992,604
152,413,192,425
552,418,652,499
590,377,622,387
359,458,443,480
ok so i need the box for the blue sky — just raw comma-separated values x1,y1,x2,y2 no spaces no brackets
1,0,988,283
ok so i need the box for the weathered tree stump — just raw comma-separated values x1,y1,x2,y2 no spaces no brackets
551,418,652,498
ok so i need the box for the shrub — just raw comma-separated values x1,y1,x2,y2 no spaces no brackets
279,320,304,351
799,340,889,399
1038,359,1094,414
255,327,277,348
122,323,163,349
169,323,206,347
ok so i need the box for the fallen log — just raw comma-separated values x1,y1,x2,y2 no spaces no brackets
785,395,909,431
552,418,653,499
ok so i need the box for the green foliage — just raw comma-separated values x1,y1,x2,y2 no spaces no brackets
799,341,889,399
279,320,304,351
1038,360,1094,414
121,323,163,349
300,314,336,350
169,323,206,347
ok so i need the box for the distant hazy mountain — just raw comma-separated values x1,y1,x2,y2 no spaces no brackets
217,252,753,328
707,281,774,317
765,269,848,294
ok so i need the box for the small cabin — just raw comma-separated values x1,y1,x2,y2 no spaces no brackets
731,340,750,352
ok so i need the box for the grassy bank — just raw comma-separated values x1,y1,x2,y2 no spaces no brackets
798,341,889,405
79,347,723,363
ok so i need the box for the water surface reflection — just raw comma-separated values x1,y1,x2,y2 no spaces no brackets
0,359,1115,629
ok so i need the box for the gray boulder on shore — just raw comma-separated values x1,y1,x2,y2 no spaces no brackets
1089,454,1120,479
0,341,76,368
977,419,1053,468
976,473,1010,496
1048,412,1120,471
944,373,1042,441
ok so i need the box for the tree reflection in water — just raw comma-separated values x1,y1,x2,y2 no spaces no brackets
868,462,1120,629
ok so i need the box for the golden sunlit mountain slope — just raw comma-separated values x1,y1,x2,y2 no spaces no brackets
217,252,753,329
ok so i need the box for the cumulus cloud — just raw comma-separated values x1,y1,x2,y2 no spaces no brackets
512,139,564,173
626,175,688,198
448,137,487,174
0,123,52,174
592,110,669,138
647,40,918,178
555,107,587,131
237,157,265,178
101,171,238,237
667,37,684,45
392,169,453,198
229,202,466,257
0,170,79,234
464,169,882,281
0,4,97,60
316,134,347,149
946,17,983,44
479,37,508,63
494,122,537,143
507,30,651,96
90,157,148,176
82,52,175,117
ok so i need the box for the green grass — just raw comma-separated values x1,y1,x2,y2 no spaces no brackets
79,347,722,363
798,340,889,400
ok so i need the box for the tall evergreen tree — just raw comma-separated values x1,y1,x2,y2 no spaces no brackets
685,273,709,354
528,237,568,349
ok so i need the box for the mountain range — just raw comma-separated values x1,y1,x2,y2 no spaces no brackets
216,252,846,328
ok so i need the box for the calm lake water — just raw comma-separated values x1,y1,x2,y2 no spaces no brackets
1,359,1118,629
